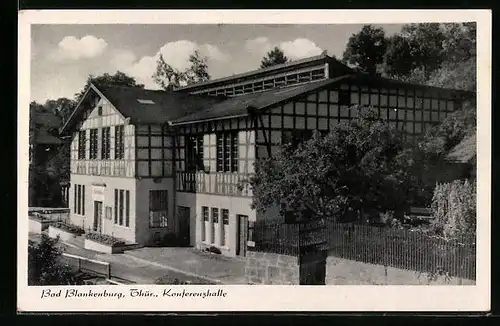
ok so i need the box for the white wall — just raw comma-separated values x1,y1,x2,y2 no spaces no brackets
176,192,255,257
69,174,137,243
135,177,176,245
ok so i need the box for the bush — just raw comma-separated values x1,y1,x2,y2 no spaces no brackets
51,221,85,236
430,179,476,240
30,213,50,223
28,234,82,285
85,232,126,247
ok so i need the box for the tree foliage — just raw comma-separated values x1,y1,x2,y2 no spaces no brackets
153,51,211,91
342,25,387,75
260,46,289,68
43,97,76,125
75,71,144,103
419,100,476,155
380,22,476,88
28,234,80,285
430,179,476,239
250,107,415,222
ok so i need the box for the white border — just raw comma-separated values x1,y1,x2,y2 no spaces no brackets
18,10,491,312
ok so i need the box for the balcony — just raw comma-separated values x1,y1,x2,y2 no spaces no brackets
176,171,252,197
71,160,130,177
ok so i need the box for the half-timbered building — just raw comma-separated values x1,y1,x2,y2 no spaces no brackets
61,53,474,256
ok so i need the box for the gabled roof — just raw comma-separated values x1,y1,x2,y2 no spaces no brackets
171,77,348,125
174,53,352,93
446,134,476,163
60,83,225,134
171,72,476,125
97,84,225,124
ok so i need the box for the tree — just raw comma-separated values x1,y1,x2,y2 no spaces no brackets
75,71,144,102
440,22,476,63
342,25,387,75
401,100,477,206
260,46,288,69
426,57,476,92
383,23,446,80
430,179,476,239
420,101,476,155
28,234,80,285
153,51,211,91
249,107,414,223
185,50,211,84
153,54,185,91
382,34,417,78
43,97,76,124
381,22,476,90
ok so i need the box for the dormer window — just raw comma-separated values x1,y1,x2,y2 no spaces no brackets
137,99,155,104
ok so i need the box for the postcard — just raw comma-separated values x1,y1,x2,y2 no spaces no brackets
18,9,491,312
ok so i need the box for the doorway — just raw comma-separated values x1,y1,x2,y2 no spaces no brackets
93,201,103,232
236,214,248,257
177,206,191,247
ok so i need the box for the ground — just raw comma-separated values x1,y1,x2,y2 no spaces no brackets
28,232,246,285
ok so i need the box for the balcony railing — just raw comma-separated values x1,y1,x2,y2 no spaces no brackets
71,160,130,177
176,171,252,197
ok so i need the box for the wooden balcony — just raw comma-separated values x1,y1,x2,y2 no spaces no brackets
71,160,132,178
176,171,252,197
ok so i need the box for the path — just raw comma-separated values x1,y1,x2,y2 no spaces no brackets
28,233,246,284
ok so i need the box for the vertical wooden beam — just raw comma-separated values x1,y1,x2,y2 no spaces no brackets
257,113,272,157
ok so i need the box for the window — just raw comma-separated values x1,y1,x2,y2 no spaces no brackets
149,190,168,228
114,189,130,227
89,129,98,159
115,125,125,159
73,185,77,214
75,184,85,215
211,208,219,223
125,190,130,227
281,129,313,148
185,135,204,171
210,208,218,243
222,209,229,225
114,189,118,223
119,190,124,225
221,209,229,246
338,90,351,106
105,206,112,220
202,206,209,221
78,130,86,159
97,106,103,116
101,127,110,159
216,132,238,172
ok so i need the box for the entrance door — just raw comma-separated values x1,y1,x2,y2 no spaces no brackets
177,206,191,247
236,214,248,256
93,201,103,232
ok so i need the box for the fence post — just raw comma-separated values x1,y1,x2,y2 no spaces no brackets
107,264,111,279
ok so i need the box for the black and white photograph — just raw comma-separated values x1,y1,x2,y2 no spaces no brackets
18,10,491,312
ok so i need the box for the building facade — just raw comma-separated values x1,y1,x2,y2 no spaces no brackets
61,54,474,257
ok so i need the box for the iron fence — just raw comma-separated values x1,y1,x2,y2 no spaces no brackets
249,218,476,280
